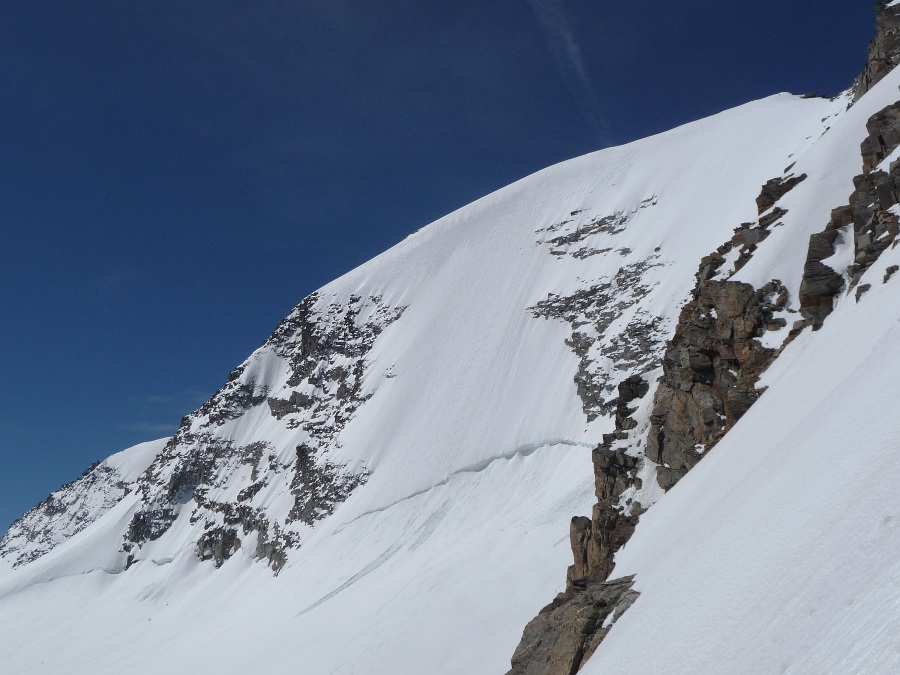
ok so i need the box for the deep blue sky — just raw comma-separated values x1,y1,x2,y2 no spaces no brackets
0,1,874,529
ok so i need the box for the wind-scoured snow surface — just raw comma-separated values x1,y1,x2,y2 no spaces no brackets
581,67,900,675
0,88,859,673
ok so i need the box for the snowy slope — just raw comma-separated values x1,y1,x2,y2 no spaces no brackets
0,83,872,673
0,438,165,570
326,92,833,520
584,256,900,675
580,65,900,675
0,444,593,674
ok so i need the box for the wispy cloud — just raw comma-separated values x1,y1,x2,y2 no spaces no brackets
526,0,609,144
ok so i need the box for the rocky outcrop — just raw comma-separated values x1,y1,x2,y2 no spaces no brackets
511,83,900,669
2,290,404,575
265,293,406,435
698,175,804,281
798,208,851,328
509,178,801,674
507,576,638,675
756,174,807,214
530,260,666,421
195,373,269,429
0,460,123,568
854,0,900,102
287,443,368,525
800,101,900,327
860,103,900,172
568,375,648,589
540,211,628,259
536,198,657,260
849,108,900,285
188,493,296,572
530,198,670,422
649,279,786,490
120,293,404,572
510,102,900,664
505,373,650,675
197,527,241,567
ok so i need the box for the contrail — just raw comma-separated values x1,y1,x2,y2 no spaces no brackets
526,0,609,144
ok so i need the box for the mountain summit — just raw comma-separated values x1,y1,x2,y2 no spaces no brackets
4,4,900,674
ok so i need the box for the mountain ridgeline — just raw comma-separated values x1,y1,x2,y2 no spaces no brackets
511,3,900,671
3,4,900,674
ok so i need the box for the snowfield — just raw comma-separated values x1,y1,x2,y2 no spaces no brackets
580,64,900,675
3,59,900,673
1,443,593,674
584,238,900,675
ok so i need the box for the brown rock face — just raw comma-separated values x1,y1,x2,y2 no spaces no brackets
508,10,900,671
507,277,789,673
648,279,785,490
800,100,900,328
570,449,642,586
849,106,900,283
756,174,807,214
854,1,900,101
565,375,649,589
507,576,638,675
507,184,796,674
861,103,900,172
505,376,649,675
698,174,803,282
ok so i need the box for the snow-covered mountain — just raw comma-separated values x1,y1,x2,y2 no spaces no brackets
4,3,900,673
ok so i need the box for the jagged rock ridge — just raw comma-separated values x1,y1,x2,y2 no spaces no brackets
507,180,799,674
516,184,807,666
2,11,897,673
801,99,900,326
507,4,900,672
854,0,900,101
2,294,405,574
121,292,404,571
